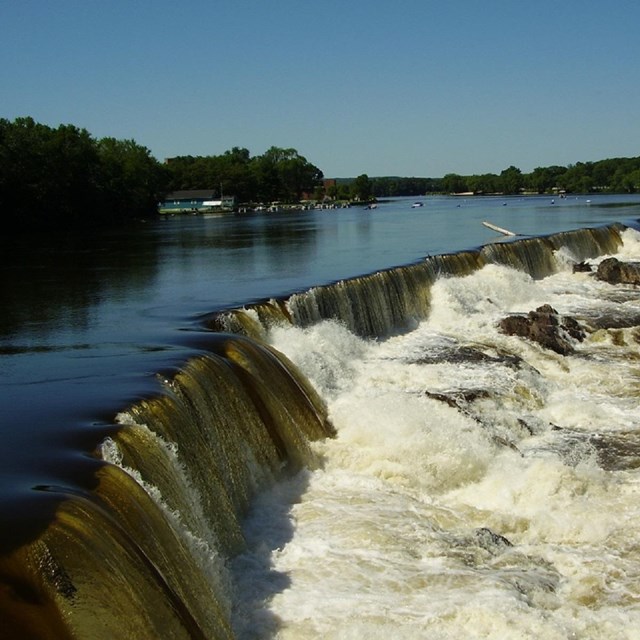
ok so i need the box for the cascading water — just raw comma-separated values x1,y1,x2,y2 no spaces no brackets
3,222,639,639
229,224,640,638
0,335,334,639
209,225,624,340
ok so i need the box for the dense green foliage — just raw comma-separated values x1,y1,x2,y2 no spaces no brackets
335,159,640,198
369,176,441,198
0,117,166,232
433,158,640,196
165,146,323,204
1,116,638,234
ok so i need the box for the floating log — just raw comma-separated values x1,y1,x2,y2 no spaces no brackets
482,221,517,236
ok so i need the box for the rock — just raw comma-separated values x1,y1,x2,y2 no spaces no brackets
596,257,640,285
411,346,526,369
499,305,586,355
589,430,640,471
573,261,593,273
474,527,513,553
425,390,490,408
582,314,640,330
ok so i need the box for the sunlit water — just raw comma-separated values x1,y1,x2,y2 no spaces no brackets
231,227,640,639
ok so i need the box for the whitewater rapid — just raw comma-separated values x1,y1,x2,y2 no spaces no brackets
231,229,640,639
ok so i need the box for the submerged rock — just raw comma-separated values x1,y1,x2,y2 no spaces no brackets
410,345,497,366
589,430,640,471
585,315,640,330
499,304,586,355
409,344,526,369
596,257,640,285
424,389,490,408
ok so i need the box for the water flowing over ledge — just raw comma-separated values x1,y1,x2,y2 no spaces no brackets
208,224,625,340
0,222,630,639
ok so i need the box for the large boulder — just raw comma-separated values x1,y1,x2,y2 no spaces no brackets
596,257,640,285
499,304,585,355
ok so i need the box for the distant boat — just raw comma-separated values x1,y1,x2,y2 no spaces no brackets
411,202,424,208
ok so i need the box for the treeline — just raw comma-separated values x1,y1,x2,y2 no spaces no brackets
345,159,640,199
0,117,166,233
165,147,323,204
435,159,640,196
327,176,439,201
0,117,324,231
2,116,639,233
0,117,325,232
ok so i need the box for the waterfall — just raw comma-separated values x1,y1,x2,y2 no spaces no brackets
210,224,625,338
1,335,333,639
1,222,627,639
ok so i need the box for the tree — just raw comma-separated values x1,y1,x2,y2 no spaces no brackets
441,173,468,194
467,173,499,194
253,147,323,203
250,147,284,203
0,117,103,230
351,174,372,201
557,162,592,193
625,169,640,192
218,147,256,202
97,137,166,221
164,146,323,204
527,167,552,194
0,117,165,232
499,166,523,194
276,152,323,202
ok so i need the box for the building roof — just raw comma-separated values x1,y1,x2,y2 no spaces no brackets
164,190,217,200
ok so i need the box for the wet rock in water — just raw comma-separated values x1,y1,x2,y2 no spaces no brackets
585,314,640,330
499,304,586,355
596,257,640,285
410,345,497,365
492,435,522,455
474,527,513,554
410,344,527,369
425,389,490,408
589,430,640,471
573,261,593,273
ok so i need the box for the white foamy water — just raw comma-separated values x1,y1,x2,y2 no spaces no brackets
232,229,640,639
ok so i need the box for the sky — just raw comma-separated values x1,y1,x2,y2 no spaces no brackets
1,0,639,178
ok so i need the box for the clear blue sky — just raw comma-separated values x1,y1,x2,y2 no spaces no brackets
2,0,638,178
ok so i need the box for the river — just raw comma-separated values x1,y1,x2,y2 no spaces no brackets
1,194,639,638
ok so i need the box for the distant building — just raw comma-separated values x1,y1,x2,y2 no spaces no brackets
159,190,236,214
301,178,338,202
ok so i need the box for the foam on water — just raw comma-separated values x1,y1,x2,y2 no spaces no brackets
231,230,640,639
